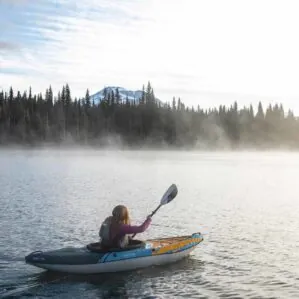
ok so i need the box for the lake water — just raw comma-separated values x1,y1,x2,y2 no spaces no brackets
0,149,299,298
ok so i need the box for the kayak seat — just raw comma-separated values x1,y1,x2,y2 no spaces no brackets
86,239,146,253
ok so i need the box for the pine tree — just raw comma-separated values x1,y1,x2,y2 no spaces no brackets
65,84,71,107
256,102,264,119
49,86,53,104
145,81,153,105
172,97,176,110
140,85,145,105
61,85,66,107
115,88,120,105
249,104,254,120
29,86,32,101
111,90,115,107
85,89,90,110
178,97,181,111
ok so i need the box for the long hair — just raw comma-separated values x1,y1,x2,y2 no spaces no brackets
112,205,131,225
105,205,131,246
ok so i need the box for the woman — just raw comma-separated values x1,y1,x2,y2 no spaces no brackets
99,205,152,248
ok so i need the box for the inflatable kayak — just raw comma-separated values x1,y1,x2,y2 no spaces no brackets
25,232,203,274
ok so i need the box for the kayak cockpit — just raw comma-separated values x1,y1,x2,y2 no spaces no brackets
86,233,203,253
86,239,146,253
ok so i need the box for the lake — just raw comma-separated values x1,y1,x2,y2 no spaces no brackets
1,149,299,298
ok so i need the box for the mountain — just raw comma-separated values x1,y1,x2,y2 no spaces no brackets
90,86,161,105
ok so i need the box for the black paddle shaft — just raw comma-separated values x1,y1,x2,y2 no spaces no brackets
149,204,162,217
131,185,178,239
131,204,162,239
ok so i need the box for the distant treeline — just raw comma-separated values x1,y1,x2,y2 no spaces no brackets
0,82,298,149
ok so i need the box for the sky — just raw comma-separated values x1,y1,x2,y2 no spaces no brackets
1,0,299,114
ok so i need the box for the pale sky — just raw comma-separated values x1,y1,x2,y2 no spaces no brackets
1,0,299,114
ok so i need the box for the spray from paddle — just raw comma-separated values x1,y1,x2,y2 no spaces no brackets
132,183,178,238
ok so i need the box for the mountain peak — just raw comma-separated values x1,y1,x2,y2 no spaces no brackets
90,86,161,104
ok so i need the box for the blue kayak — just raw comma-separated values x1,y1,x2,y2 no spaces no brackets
25,232,204,274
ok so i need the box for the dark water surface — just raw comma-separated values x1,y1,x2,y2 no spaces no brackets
1,149,299,298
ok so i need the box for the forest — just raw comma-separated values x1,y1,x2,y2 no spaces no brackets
0,82,298,149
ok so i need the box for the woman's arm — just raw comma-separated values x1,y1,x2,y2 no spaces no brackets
120,217,151,235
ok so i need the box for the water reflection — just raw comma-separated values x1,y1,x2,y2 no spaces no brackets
16,257,204,299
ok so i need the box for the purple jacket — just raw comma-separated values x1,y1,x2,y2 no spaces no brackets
119,218,151,235
110,218,151,245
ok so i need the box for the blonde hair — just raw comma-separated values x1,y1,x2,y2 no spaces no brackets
112,205,131,225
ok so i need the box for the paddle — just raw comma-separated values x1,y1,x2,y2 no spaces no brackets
132,183,178,238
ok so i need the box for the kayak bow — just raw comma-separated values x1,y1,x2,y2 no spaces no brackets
25,232,203,274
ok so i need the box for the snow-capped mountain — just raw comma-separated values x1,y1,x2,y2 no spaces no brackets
90,86,161,104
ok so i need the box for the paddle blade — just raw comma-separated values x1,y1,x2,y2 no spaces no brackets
160,183,178,205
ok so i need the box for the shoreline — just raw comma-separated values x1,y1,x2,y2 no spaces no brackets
1,142,299,152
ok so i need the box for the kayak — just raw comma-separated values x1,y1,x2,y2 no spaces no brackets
25,232,203,274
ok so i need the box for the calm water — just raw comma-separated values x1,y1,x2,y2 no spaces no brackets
0,149,299,298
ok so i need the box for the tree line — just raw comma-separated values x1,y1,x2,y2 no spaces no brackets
0,82,298,149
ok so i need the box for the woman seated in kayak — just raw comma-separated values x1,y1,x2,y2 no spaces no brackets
99,205,152,248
